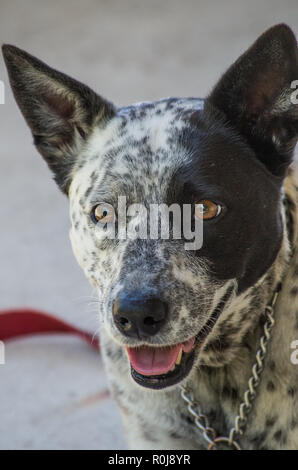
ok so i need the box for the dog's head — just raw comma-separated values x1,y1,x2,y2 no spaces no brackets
3,24,298,389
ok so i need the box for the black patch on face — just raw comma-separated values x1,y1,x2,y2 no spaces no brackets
173,109,283,293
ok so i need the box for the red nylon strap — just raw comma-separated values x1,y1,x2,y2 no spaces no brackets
0,309,99,350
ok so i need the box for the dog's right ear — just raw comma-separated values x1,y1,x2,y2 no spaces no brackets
2,45,115,194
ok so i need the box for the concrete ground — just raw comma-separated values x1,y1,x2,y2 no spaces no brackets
0,0,297,450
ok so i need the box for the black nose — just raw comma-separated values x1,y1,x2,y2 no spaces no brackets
112,293,168,339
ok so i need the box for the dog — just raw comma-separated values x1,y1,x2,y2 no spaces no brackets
2,23,298,450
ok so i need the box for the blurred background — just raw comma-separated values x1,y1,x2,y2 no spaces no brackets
0,0,297,450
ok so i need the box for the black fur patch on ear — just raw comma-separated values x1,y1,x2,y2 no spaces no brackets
2,44,116,193
207,24,298,178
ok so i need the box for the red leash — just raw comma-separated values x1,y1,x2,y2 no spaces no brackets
0,309,99,350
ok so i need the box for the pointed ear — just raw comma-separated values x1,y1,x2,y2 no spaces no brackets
2,45,116,193
207,24,298,177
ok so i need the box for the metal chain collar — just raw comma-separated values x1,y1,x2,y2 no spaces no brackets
180,198,293,450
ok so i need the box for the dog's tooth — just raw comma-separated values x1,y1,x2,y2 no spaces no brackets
175,348,183,365
170,365,176,372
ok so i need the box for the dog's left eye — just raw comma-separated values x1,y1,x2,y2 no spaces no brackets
195,200,222,220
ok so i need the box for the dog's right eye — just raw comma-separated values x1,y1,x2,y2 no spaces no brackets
90,203,116,225
195,200,222,220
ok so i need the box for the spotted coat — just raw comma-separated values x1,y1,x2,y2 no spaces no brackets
3,24,298,450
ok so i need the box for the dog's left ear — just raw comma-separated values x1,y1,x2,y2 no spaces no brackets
2,45,116,193
207,24,298,178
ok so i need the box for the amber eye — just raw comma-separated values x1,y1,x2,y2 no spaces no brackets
91,203,116,225
195,200,222,220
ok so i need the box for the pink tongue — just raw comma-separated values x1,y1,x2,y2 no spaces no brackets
126,337,195,376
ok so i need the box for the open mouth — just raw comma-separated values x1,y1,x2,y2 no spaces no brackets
125,286,234,389
126,336,199,390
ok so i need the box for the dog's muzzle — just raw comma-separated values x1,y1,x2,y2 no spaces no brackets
112,291,198,389
111,285,235,390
